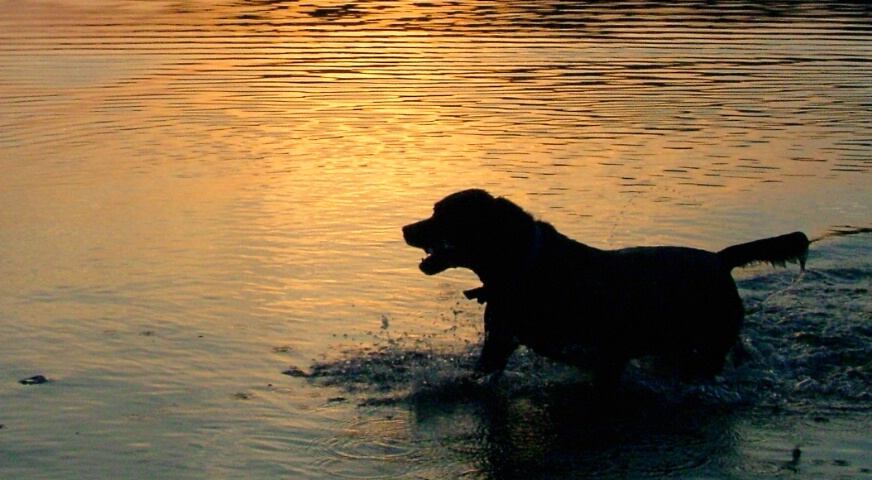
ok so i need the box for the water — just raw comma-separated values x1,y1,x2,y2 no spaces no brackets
1,0,870,478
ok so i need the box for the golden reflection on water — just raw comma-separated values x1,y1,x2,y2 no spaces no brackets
1,1,871,478
2,0,869,351
2,0,870,366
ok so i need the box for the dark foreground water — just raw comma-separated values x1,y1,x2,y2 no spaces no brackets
299,229,872,479
1,1,870,478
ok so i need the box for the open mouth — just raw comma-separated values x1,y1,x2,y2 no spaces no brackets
418,240,455,275
403,221,457,275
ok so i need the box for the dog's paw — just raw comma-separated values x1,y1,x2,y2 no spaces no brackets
468,368,503,387
463,286,488,304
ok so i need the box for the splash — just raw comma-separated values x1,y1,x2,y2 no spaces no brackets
289,233,871,414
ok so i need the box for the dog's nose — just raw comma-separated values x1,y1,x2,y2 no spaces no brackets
402,224,414,243
403,221,426,246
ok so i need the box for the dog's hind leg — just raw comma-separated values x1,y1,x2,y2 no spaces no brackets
691,310,742,379
676,342,733,380
696,346,732,378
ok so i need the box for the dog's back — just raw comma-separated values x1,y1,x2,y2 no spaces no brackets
520,237,745,378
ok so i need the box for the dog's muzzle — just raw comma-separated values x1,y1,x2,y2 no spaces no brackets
403,220,455,275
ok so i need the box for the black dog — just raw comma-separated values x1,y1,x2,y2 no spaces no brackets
403,189,808,389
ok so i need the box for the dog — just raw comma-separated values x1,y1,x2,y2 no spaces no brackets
403,189,808,390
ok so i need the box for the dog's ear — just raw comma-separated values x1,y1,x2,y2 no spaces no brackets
491,197,535,234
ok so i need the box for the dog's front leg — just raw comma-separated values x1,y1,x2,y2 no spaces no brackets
475,304,518,376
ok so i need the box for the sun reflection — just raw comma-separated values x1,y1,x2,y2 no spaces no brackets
2,1,871,479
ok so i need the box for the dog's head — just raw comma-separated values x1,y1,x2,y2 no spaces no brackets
402,189,535,276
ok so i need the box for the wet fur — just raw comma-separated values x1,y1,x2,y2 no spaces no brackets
403,189,809,390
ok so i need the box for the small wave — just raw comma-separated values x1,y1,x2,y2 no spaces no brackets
811,225,872,243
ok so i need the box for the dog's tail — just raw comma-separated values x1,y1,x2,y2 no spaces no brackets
718,231,809,271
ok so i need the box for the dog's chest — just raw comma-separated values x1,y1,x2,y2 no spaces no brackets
488,287,598,341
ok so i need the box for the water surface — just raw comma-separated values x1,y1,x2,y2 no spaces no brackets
1,1,870,478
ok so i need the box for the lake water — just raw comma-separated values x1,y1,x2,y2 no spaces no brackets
1,0,870,478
